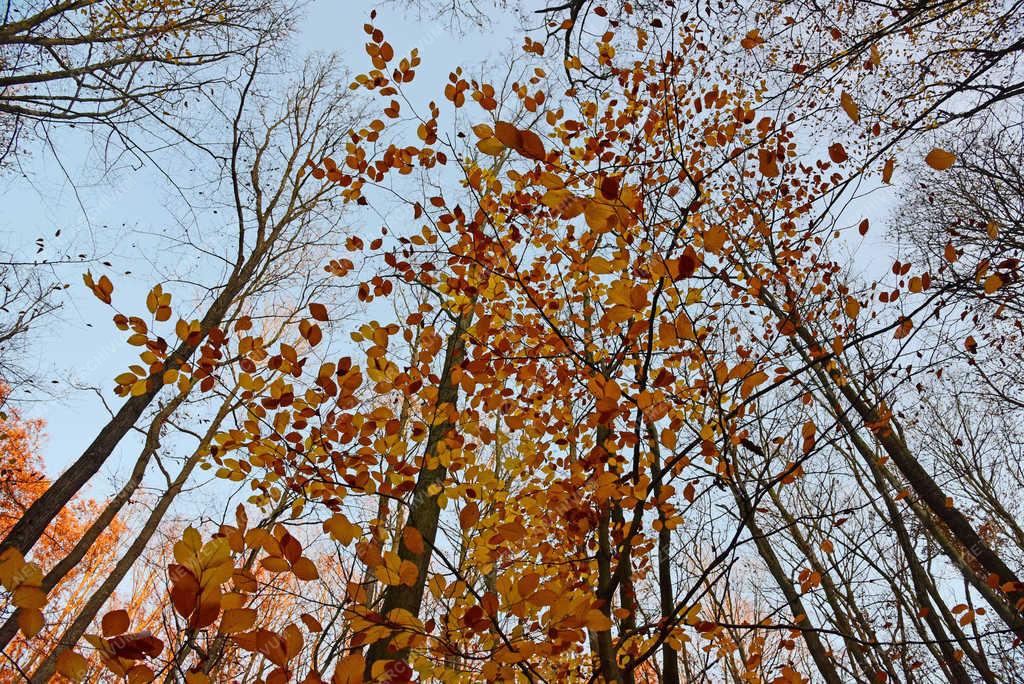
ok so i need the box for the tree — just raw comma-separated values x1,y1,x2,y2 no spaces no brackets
6,1,1024,682
0,0,295,162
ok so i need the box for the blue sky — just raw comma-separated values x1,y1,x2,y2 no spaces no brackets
2,1,519,493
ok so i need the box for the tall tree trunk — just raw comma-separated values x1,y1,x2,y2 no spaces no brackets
363,309,472,674
728,476,845,684
30,394,233,683
761,289,1024,639
0,391,186,653
594,500,622,684
645,423,680,684
0,252,262,558
611,505,636,684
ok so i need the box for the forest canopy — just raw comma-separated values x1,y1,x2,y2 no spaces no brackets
2,0,1024,682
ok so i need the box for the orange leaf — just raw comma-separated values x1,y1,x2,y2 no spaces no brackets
494,121,522,149
56,651,90,682
402,526,425,555
944,242,958,263
460,501,480,530
17,608,43,637
828,142,848,163
893,317,913,340
882,158,894,183
220,608,258,635
332,653,365,684
518,129,546,161
925,148,956,170
292,557,320,582
983,273,1004,294
703,225,727,254
840,91,859,123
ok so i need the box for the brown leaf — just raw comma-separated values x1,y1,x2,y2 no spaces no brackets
309,303,329,321
102,609,130,637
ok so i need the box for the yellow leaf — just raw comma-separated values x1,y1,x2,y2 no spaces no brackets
844,296,860,318
476,137,504,156
56,651,90,682
584,609,613,631
925,148,956,171
324,514,359,546
584,200,616,231
587,256,615,274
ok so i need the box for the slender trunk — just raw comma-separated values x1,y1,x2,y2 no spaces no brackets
594,500,622,684
645,424,679,684
729,478,845,684
764,487,881,682
30,393,230,683
0,255,258,558
826,402,996,682
363,309,472,673
761,289,1024,639
611,505,636,684
0,391,186,652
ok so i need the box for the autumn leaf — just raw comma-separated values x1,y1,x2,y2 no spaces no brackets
828,142,848,163
101,609,130,637
740,29,765,49
882,157,895,183
291,557,320,581
56,651,90,682
220,608,258,635
840,91,859,122
309,303,329,321
925,148,956,170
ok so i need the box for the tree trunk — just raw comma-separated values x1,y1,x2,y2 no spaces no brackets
0,256,258,558
363,309,472,675
729,478,845,684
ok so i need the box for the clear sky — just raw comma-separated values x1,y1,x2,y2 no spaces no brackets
2,1,520,494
